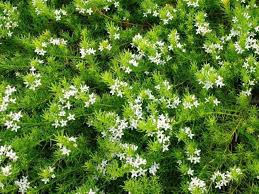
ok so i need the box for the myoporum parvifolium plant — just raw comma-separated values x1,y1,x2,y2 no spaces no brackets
0,0,259,193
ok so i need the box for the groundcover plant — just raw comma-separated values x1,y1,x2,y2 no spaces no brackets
0,0,258,193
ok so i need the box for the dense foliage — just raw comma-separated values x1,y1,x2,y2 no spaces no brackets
0,0,258,193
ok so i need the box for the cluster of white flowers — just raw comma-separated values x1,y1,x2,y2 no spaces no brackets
0,85,16,112
186,148,201,164
76,6,93,15
57,136,77,156
150,39,173,65
116,151,159,178
240,57,257,96
211,171,230,189
54,9,67,21
155,114,171,152
184,0,200,7
149,162,159,176
110,79,128,97
242,58,257,74
80,47,96,58
24,66,42,90
222,28,240,42
196,64,225,90
149,52,166,65
203,42,223,54
128,53,143,67
245,33,259,55
155,80,172,91
41,166,56,184
120,143,138,151
75,0,119,15
143,4,159,18
52,84,95,128
127,155,147,169
108,116,128,141
168,30,186,52
182,94,199,109
188,177,206,193
84,93,96,107
241,79,256,97
195,21,212,36
0,5,18,37
14,176,30,194
109,141,159,179
181,127,195,139
126,155,147,178
103,4,111,12
156,114,171,130
49,37,67,46
35,37,67,56
4,111,22,132
132,35,171,66
1,164,12,176
0,145,18,180
129,97,143,121
0,145,18,161
165,96,181,109
211,167,242,189
234,41,244,54
195,13,212,37
160,10,174,25
35,42,47,56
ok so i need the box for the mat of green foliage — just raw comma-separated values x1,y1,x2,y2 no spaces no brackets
0,0,258,193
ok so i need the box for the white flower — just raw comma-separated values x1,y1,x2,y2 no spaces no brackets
52,120,60,128
149,162,159,176
41,178,50,184
241,88,251,96
114,33,120,40
86,8,93,15
188,177,206,193
215,76,225,88
213,98,220,106
1,165,12,176
60,146,71,156
187,168,194,176
67,113,75,121
60,119,68,127
15,176,30,194
88,189,96,194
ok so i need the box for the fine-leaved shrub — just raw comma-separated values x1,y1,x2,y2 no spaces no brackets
0,0,258,193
